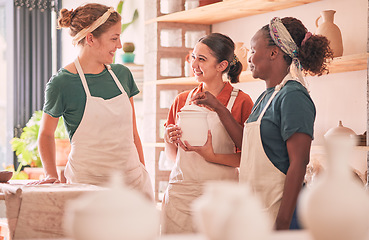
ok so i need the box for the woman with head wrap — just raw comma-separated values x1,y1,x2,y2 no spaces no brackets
191,17,333,229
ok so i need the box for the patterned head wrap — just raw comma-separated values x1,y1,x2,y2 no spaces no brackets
72,7,115,46
269,17,308,91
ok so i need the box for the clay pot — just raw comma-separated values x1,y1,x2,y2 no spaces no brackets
123,42,135,53
234,42,249,71
55,138,71,166
315,10,343,57
298,121,369,240
0,171,13,183
177,104,209,146
64,173,159,240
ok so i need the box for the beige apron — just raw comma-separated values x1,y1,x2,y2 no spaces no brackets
161,87,240,234
64,59,153,200
239,78,290,223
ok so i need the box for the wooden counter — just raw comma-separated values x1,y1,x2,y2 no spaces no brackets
0,182,103,240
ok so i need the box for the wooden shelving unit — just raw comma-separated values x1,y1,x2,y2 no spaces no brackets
146,0,368,202
146,0,322,25
149,53,369,85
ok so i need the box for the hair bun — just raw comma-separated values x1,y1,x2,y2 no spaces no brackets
58,8,74,28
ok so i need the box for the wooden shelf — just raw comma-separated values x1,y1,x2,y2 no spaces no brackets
327,53,368,74
146,0,322,25
147,53,368,85
312,145,369,151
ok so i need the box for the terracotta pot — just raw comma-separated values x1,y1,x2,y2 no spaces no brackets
55,138,71,166
315,10,343,57
234,42,249,71
199,0,221,7
298,121,369,240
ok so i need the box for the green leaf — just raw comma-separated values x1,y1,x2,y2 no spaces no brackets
121,9,139,33
117,0,124,15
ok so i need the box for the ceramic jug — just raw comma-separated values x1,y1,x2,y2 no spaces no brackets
192,181,272,240
234,42,249,71
298,121,369,240
315,10,343,57
64,173,159,240
177,104,209,146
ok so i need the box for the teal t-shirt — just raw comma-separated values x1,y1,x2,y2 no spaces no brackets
43,64,139,140
246,80,316,174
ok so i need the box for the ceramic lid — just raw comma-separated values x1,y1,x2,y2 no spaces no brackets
180,104,209,112
324,121,357,138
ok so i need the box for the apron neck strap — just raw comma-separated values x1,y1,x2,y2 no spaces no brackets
226,88,239,111
74,59,126,97
74,58,91,97
256,90,279,123
185,88,197,106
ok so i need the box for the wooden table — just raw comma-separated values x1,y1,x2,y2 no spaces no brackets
0,182,103,240
4,230,324,240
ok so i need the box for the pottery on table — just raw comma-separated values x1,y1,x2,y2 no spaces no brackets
315,10,343,57
177,104,209,146
64,173,159,240
0,171,13,183
298,121,369,240
192,181,272,240
234,42,249,71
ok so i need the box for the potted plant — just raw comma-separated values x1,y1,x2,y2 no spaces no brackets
116,0,139,63
10,110,70,179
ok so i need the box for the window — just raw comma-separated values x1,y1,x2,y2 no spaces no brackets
0,0,14,169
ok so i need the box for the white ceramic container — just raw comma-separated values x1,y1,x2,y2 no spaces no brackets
64,173,159,240
192,181,272,240
177,104,209,146
298,121,369,240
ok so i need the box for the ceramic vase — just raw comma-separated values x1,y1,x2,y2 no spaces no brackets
315,10,343,57
177,104,209,146
298,121,369,240
192,181,272,240
64,173,159,240
234,42,249,71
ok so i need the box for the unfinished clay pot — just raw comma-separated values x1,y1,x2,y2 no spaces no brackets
315,10,343,57
64,173,159,240
299,121,369,240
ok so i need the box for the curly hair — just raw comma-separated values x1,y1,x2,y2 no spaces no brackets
57,3,121,45
261,17,333,76
198,33,242,83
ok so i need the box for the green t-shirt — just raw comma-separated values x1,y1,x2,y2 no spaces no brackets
246,80,316,174
43,64,139,140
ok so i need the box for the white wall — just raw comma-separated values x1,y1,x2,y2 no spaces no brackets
61,0,145,66
213,0,368,175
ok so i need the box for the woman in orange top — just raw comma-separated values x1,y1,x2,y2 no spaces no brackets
161,33,253,234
